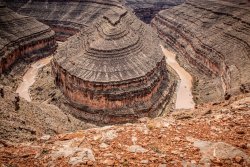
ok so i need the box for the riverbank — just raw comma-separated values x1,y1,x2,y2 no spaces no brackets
16,56,52,102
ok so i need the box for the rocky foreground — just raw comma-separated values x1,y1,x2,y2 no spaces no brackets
0,93,249,166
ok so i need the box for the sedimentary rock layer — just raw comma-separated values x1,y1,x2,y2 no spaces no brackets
6,0,126,41
0,4,56,74
125,0,184,23
52,7,172,124
152,0,250,103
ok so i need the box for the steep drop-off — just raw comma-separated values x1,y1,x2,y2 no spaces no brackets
52,7,176,124
152,0,250,104
0,4,56,74
125,0,184,23
6,0,127,41
1,94,250,166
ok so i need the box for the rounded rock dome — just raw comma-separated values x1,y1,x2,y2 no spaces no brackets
52,7,171,124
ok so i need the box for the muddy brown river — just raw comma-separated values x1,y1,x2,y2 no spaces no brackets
16,44,194,110
16,56,52,102
161,45,195,109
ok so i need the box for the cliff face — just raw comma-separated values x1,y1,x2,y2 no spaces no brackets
0,4,56,74
52,7,176,124
5,0,125,41
125,0,184,23
152,0,250,104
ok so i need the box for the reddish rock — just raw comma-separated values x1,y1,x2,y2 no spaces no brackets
0,95,250,166
235,156,243,164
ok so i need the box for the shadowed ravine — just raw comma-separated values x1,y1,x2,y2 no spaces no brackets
161,45,195,109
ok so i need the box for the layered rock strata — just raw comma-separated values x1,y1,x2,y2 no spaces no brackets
52,7,172,124
152,0,250,103
6,0,126,41
0,4,56,74
125,0,184,23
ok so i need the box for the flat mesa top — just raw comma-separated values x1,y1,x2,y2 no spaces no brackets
54,8,165,83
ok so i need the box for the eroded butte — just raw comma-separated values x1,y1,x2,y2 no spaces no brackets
52,7,176,124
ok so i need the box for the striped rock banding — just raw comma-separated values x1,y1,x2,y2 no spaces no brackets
0,3,56,74
52,6,173,124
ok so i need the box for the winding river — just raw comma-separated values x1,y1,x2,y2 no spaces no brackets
16,56,52,102
161,45,195,109
16,43,195,110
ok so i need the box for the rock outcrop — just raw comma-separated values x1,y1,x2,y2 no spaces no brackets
125,0,184,23
5,0,127,41
52,7,174,124
1,94,249,166
152,0,250,104
0,3,56,74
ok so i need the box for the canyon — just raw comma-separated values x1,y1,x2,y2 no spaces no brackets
152,0,250,104
5,0,185,26
0,0,250,166
6,0,126,42
52,7,176,124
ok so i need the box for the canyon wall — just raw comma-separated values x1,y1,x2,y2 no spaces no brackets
0,4,56,74
52,7,176,124
5,0,126,41
152,0,250,104
125,0,184,23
